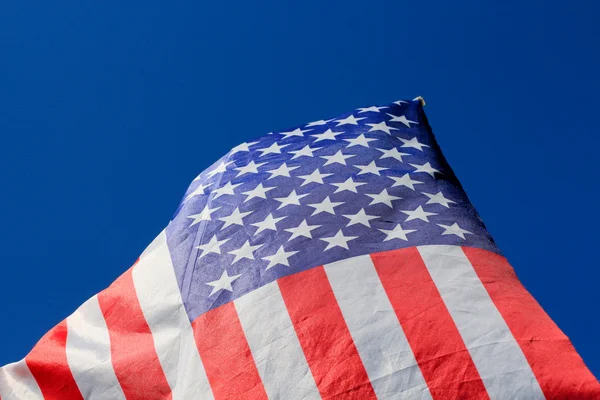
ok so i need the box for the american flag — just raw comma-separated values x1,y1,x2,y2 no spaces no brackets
1,99,598,399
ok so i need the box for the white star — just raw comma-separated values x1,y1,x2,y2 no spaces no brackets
274,189,309,210
311,129,344,142
379,147,411,162
320,230,358,250
356,160,388,176
331,177,366,194
410,162,440,177
400,137,429,151
401,205,437,222
230,141,257,155
188,205,220,226
212,181,243,199
335,115,366,126
366,189,402,208
306,118,333,127
266,163,300,179
285,220,321,241
297,168,333,186
344,134,377,148
288,145,317,160
228,240,261,264
279,127,311,139
206,270,241,296
196,235,230,259
438,223,472,239
235,160,266,177
218,207,252,228
321,150,353,166
241,183,274,202
308,196,344,216
380,224,416,241
357,106,388,113
387,114,418,128
230,142,250,154
390,174,423,190
251,213,286,234
263,246,298,270
256,142,283,157
367,121,399,135
423,191,456,208
207,160,232,178
343,208,378,227
394,100,409,106
184,182,211,202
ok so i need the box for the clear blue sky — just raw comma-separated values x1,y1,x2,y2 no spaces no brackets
1,1,598,377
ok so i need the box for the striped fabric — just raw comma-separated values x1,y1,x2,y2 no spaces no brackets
1,99,598,399
1,236,597,399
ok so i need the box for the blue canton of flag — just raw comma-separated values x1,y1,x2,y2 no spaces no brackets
167,99,497,321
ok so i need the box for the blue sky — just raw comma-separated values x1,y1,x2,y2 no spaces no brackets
1,1,598,377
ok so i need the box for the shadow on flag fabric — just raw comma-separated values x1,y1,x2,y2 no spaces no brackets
1,99,598,399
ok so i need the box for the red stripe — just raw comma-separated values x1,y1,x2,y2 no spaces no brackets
97,267,172,400
191,302,267,400
463,247,600,399
25,320,83,400
371,248,489,400
278,266,378,399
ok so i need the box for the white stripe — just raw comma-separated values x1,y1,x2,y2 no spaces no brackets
132,230,214,400
0,359,43,400
66,295,126,400
418,245,544,400
234,282,321,400
325,255,433,400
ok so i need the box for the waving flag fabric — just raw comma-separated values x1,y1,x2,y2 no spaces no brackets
1,99,598,399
